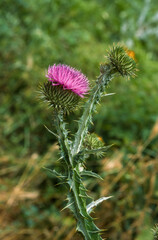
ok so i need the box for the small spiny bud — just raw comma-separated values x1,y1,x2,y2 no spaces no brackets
152,224,158,240
102,44,137,78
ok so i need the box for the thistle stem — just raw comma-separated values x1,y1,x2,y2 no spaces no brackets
72,71,112,156
55,112,73,167
55,112,103,240
53,69,114,240
67,174,103,240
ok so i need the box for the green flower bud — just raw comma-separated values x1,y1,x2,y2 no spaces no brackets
102,44,137,78
84,133,105,157
40,81,80,113
152,224,158,240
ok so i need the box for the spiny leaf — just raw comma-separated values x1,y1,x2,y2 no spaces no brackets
80,145,114,156
87,196,113,214
44,125,59,138
61,200,75,212
81,170,103,180
101,92,115,97
43,167,66,179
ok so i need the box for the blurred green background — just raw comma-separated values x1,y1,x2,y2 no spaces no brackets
0,0,158,239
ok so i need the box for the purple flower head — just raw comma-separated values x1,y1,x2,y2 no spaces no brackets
46,64,89,97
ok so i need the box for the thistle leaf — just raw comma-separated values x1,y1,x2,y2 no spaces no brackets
83,145,113,155
81,170,103,180
44,125,59,138
102,92,115,97
67,191,102,239
87,196,113,214
43,167,66,179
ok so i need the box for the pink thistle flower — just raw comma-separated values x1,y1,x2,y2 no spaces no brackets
46,64,89,97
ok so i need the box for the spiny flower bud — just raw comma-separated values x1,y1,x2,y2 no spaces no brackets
152,224,158,240
40,64,89,113
84,133,104,149
84,133,105,157
40,82,80,113
102,44,137,78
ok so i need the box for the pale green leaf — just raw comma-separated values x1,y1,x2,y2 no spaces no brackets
81,170,103,180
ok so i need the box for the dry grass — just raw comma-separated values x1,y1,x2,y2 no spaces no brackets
0,121,158,240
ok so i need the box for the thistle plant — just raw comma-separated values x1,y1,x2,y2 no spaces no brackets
40,44,137,240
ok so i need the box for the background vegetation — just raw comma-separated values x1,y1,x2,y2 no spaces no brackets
0,0,158,239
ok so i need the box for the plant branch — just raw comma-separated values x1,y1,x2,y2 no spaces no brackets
72,70,112,156
55,112,73,167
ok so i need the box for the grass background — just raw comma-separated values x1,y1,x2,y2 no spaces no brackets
0,0,158,239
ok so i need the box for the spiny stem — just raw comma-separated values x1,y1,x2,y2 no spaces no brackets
55,112,103,239
72,71,112,156
67,171,103,240
55,112,73,167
